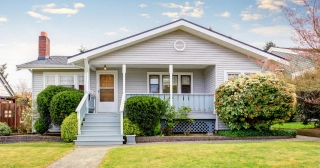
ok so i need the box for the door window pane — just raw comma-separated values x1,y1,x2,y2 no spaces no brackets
149,75,159,93
163,75,177,93
100,74,114,87
100,89,114,102
181,75,191,93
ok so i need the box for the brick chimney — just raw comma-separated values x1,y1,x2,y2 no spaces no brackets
38,32,50,60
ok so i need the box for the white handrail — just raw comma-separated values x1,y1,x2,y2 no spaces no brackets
76,93,89,135
119,94,125,135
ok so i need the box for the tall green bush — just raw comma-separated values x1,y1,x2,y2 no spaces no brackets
34,118,48,135
0,122,11,136
124,96,168,136
215,73,296,131
50,90,84,125
61,112,78,142
123,118,142,135
36,86,75,131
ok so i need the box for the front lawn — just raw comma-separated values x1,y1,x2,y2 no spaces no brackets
272,122,314,129
0,142,74,168
100,141,320,167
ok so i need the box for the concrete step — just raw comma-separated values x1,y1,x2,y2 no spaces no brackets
85,113,119,118
74,140,123,146
81,130,121,135
82,122,120,127
85,117,120,122
81,125,120,131
76,135,123,141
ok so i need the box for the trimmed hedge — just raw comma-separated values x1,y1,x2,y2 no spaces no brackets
219,129,297,137
123,118,142,135
125,96,168,136
215,73,296,131
37,86,76,131
50,90,84,125
34,118,48,135
61,113,78,142
0,122,11,136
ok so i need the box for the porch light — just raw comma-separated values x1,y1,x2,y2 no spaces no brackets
104,65,107,70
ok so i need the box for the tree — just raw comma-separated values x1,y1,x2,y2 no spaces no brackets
0,63,8,79
263,41,276,51
78,45,87,53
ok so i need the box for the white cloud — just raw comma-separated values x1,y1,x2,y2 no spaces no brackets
272,16,282,22
140,14,150,18
231,23,240,30
104,32,117,36
119,27,129,32
0,44,8,47
250,25,293,36
33,3,85,16
290,0,304,5
215,11,230,17
160,1,204,20
0,17,8,22
139,4,147,8
257,0,286,12
27,11,51,20
240,5,264,21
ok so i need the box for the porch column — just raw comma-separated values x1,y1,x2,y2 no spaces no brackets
122,64,126,95
84,58,90,93
169,64,173,106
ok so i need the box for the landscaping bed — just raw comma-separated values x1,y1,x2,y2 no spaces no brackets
0,135,63,143
297,128,320,137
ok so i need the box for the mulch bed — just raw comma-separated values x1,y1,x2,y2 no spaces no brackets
297,129,320,137
0,135,63,143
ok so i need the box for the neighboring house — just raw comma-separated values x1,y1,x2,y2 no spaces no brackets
0,72,15,103
17,19,286,145
268,47,316,77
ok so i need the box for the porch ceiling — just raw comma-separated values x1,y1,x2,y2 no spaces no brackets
91,64,210,69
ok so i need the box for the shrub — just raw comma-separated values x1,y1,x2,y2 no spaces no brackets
296,90,320,127
125,96,168,136
219,129,297,137
50,90,84,125
0,122,11,136
215,73,296,131
36,86,75,132
34,118,49,135
61,113,78,142
123,118,142,135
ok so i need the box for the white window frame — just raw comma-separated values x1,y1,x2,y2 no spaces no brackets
147,72,193,94
43,72,84,90
224,70,261,82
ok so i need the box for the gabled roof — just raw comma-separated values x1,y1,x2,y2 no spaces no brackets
17,56,79,69
0,72,14,97
68,19,287,64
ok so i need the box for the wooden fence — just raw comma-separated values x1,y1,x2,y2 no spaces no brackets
0,103,24,128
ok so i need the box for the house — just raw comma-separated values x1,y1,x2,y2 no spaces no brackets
17,19,286,145
268,47,316,77
0,72,15,103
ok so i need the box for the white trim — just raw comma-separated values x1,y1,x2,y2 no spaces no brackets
43,72,84,89
174,40,186,51
96,70,119,113
68,20,288,65
268,47,298,55
147,72,193,94
223,70,261,82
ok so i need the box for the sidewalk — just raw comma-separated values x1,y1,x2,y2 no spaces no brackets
47,135,320,168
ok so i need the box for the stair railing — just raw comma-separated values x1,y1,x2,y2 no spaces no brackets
76,93,89,135
119,94,125,135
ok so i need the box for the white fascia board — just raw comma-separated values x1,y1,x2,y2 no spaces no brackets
17,67,81,70
268,47,298,55
68,22,183,64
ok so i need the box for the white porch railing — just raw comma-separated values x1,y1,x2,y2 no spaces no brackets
76,93,96,135
119,94,125,135
126,93,214,113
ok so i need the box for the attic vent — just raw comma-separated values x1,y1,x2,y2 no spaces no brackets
174,40,186,51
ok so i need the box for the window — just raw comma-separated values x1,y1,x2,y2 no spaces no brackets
4,110,12,118
224,71,260,81
59,75,74,88
45,75,55,87
181,75,191,93
227,73,240,80
162,75,178,93
147,72,193,93
78,75,84,90
44,73,84,90
149,75,159,93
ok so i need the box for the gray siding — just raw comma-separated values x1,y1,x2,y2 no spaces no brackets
204,65,215,93
32,71,43,101
90,30,261,87
218,119,229,130
90,70,96,94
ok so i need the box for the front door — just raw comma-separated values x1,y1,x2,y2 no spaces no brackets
97,71,118,112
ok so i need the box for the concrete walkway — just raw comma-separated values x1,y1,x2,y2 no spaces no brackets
47,135,320,168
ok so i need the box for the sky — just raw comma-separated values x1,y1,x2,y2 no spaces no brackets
0,0,303,90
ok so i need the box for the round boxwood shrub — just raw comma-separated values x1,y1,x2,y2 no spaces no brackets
215,73,296,131
61,112,78,142
34,118,49,135
123,118,142,135
124,96,168,136
50,90,84,125
36,86,76,131
0,122,11,136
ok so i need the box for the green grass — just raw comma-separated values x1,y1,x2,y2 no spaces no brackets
272,122,314,129
100,141,320,168
0,142,74,168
